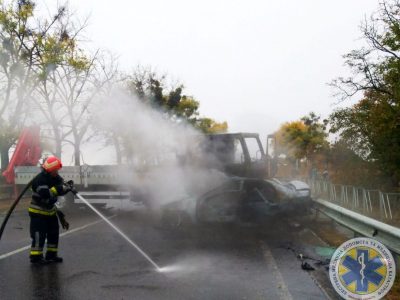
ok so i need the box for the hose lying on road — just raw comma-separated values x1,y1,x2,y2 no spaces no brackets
0,176,37,241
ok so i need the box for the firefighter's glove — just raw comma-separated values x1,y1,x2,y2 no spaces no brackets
65,180,77,195
57,211,69,230
59,216,69,230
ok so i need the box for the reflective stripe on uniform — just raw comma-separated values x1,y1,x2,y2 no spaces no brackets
46,247,58,252
30,250,43,256
36,185,49,192
50,186,58,197
29,203,56,211
28,207,57,216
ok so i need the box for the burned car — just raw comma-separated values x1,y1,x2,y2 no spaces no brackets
160,133,311,226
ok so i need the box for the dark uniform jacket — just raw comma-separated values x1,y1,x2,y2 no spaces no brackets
29,170,68,216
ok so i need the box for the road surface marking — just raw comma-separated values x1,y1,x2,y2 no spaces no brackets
262,243,294,300
0,215,116,260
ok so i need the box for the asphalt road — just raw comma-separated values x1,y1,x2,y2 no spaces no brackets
0,202,340,300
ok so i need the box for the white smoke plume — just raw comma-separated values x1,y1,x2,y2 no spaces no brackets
92,88,227,208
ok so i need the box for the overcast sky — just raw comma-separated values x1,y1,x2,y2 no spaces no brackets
45,0,378,135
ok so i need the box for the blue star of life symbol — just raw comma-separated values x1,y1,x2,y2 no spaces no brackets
341,249,384,293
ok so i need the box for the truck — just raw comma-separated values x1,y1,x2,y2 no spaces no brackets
8,130,311,221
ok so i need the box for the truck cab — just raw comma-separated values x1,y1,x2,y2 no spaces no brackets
201,133,270,179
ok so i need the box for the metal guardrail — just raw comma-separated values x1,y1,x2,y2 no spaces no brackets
313,198,400,255
309,179,400,257
309,179,400,222
14,165,138,187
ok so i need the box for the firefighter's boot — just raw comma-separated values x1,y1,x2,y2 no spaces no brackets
45,252,63,263
30,255,48,265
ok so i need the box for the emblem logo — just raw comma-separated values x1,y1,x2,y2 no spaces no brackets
329,237,395,300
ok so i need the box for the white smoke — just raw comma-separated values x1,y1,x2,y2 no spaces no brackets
92,88,227,208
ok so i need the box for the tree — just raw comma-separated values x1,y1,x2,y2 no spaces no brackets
330,0,400,187
328,139,391,189
274,112,328,177
330,91,400,186
34,44,118,165
0,1,117,166
104,67,228,163
194,117,227,134
125,66,199,122
126,66,167,108
125,66,228,129
0,1,94,167
0,0,39,170
29,5,93,162
275,112,328,163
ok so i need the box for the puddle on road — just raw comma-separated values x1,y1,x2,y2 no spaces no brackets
314,246,336,258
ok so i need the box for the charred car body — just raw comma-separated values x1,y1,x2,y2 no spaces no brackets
161,133,312,225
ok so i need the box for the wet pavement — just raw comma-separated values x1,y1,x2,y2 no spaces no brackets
0,203,341,299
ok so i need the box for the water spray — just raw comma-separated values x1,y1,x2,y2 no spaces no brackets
74,193,162,271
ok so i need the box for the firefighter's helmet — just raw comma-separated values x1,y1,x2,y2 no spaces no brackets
42,156,62,173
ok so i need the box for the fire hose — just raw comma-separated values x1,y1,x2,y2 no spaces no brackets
0,176,75,241
0,175,38,240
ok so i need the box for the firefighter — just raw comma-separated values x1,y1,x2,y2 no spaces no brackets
29,156,75,264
